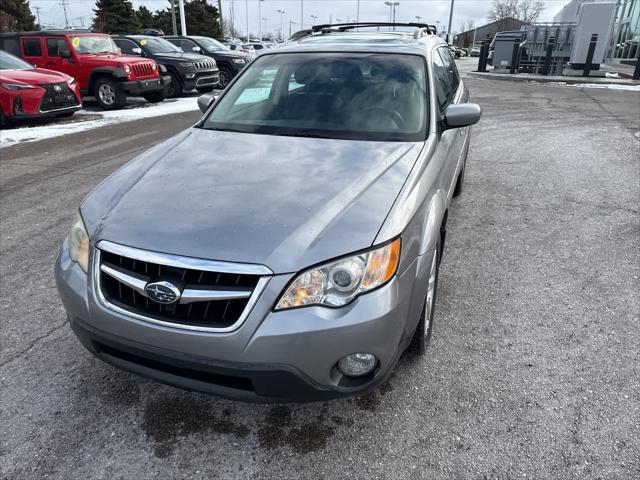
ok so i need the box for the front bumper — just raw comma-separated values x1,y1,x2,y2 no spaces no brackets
119,75,170,95
183,70,220,90
55,243,421,402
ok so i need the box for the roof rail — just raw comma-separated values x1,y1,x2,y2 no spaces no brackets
289,22,438,40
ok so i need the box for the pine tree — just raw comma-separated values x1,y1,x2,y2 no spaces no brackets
92,0,140,34
151,0,221,37
135,6,155,29
0,0,37,32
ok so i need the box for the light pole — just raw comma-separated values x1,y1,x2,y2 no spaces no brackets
384,2,399,31
415,15,422,23
258,0,264,40
262,17,267,37
289,19,298,37
356,0,360,23
277,9,285,41
300,0,304,30
245,0,249,41
178,0,187,35
446,0,455,44
310,14,318,25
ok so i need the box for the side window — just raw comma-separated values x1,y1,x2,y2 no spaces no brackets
22,38,42,57
432,49,452,112
179,39,198,52
437,47,460,100
46,38,69,57
114,39,138,55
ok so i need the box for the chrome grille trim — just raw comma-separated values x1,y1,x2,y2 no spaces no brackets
93,242,272,333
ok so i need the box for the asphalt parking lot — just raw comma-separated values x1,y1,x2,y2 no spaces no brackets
1,58,639,479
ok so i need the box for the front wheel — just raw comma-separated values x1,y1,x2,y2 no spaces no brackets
94,78,126,110
217,66,233,89
143,90,167,103
410,238,440,355
167,72,182,98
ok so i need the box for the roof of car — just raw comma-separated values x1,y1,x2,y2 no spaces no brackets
263,30,445,57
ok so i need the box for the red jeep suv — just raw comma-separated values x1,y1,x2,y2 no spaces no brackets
0,50,81,127
0,31,170,110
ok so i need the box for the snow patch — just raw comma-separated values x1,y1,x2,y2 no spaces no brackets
1,97,200,149
562,83,640,92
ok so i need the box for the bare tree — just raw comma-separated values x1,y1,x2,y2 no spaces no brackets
488,0,544,31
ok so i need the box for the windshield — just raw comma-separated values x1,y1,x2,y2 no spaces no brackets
194,37,229,52
203,53,428,142
0,51,33,70
71,35,118,54
138,37,182,54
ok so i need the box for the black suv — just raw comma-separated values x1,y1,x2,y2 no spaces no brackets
163,36,250,88
112,35,219,97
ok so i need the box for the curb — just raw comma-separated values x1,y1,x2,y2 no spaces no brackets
465,71,640,87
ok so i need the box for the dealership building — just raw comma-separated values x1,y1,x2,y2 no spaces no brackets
554,0,639,63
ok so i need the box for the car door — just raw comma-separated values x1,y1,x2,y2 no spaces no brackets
436,47,466,177
431,46,459,198
44,37,76,78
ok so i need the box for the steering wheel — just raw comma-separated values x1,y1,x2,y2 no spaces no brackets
356,106,405,129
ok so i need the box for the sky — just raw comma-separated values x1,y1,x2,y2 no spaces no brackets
29,0,572,36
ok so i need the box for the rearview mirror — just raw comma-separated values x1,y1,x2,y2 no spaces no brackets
192,46,202,52
443,103,482,130
132,47,143,55
198,94,218,113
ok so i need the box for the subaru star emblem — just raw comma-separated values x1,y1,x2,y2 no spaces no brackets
54,85,62,92
145,281,181,304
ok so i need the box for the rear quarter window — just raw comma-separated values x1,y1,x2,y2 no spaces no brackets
22,38,42,57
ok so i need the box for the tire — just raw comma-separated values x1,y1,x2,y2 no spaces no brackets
217,66,234,89
410,237,440,355
0,110,8,129
94,77,126,110
143,90,167,103
196,85,215,93
167,72,183,98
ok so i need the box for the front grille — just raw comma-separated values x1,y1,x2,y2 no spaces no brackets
38,82,78,112
131,62,155,79
194,61,216,70
98,248,263,330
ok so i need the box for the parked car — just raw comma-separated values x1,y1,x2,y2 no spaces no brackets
0,31,169,109
139,29,164,37
55,23,481,402
449,45,462,59
164,35,251,88
0,50,81,127
112,35,219,97
216,38,257,56
470,47,481,57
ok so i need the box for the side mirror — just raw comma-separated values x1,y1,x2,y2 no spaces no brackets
198,94,218,113
132,47,143,55
192,46,202,52
443,103,482,129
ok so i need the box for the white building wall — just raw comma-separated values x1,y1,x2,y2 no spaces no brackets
554,0,611,23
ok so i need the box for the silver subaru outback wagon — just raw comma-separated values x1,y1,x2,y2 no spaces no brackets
55,23,481,402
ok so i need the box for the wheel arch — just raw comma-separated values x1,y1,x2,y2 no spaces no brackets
88,67,127,93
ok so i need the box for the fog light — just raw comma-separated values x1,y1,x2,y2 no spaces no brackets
338,353,377,377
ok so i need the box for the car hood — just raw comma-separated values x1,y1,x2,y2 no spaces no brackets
0,68,69,84
153,52,211,62
76,53,154,66
82,128,422,273
209,50,247,59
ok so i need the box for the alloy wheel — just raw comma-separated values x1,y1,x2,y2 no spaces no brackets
98,84,115,106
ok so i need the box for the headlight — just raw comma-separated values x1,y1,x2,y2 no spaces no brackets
67,213,89,273
275,239,401,310
0,82,36,90
179,62,194,68
233,58,246,64
123,64,131,74
151,62,158,70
